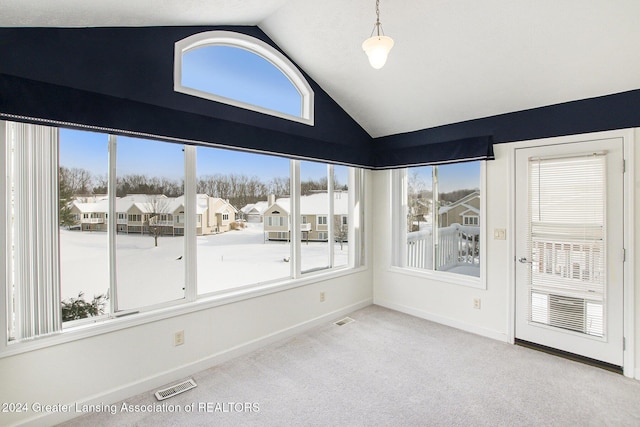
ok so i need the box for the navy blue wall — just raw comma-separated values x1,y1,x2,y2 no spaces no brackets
0,26,373,166
2,26,640,168
374,89,640,168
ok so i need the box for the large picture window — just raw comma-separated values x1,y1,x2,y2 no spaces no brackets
2,121,363,348
196,146,291,295
393,162,485,286
59,129,110,323
115,137,186,311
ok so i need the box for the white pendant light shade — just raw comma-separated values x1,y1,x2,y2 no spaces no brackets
362,35,394,69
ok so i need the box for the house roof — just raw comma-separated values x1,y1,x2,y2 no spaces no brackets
2,0,639,141
241,201,269,216
439,191,480,215
72,194,227,215
209,198,238,214
265,192,349,216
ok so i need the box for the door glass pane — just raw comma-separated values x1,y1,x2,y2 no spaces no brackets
527,154,606,337
59,129,110,321
115,137,185,310
196,147,291,294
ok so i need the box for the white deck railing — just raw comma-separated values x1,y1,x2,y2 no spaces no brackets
407,223,480,271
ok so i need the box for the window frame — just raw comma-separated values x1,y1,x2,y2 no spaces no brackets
174,31,314,126
1,121,365,357
390,164,487,289
463,215,479,226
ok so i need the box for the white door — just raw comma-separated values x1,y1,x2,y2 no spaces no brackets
515,137,624,367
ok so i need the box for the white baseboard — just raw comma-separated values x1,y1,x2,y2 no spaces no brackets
375,298,509,343
16,298,373,427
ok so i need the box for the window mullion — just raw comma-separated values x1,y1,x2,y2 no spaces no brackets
108,135,118,314
184,145,197,302
432,166,439,271
393,169,408,268
348,168,356,267
357,168,366,267
327,164,335,268
290,160,301,278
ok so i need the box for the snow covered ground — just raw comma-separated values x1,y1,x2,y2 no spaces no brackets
59,223,348,312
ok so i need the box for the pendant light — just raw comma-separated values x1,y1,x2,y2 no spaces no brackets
362,0,394,69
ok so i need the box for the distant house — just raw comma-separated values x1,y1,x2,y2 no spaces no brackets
70,199,109,231
438,191,480,227
262,191,348,241
69,194,237,236
202,196,237,234
240,200,270,223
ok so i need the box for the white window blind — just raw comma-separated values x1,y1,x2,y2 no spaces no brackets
527,153,606,337
7,122,62,340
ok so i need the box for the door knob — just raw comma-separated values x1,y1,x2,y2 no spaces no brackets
518,257,532,264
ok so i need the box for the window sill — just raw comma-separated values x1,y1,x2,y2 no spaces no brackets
388,265,486,290
1,265,368,359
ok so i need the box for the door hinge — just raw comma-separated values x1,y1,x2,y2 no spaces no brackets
623,337,626,351
622,159,626,173
623,248,626,262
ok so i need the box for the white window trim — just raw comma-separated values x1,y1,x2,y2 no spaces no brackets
390,164,487,290
1,121,365,357
1,264,367,358
174,31,314,126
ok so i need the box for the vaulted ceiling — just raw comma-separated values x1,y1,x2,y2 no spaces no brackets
2,0,640,139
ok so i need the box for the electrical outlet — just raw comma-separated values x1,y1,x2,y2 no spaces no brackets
319,292,326,302
174,330,185,346
473,298,481,310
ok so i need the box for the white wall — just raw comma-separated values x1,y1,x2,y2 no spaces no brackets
373,129,639,379
0,173,374,427
372,156,510,342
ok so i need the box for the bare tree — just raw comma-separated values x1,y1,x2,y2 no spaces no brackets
407,170,430,232
145,196,172,247
334,220,348,250
93,173,109,194
268,176,289,197
59,166,93,195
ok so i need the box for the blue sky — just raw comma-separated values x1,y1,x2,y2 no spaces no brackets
60,129,344,184
410,163,480,193
59,46,474,191
182,45,301,117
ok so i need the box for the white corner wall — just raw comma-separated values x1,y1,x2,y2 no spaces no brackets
373,131,640,380
372,155,510,342
0,172,374,427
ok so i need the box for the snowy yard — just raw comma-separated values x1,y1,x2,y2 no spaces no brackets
60,223,348,311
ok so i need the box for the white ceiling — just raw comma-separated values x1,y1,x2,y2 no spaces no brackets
2,0,640,138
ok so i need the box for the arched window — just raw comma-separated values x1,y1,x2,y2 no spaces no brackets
175,31,314,125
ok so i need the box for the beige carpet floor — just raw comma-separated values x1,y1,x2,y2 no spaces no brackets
60,305,640,426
